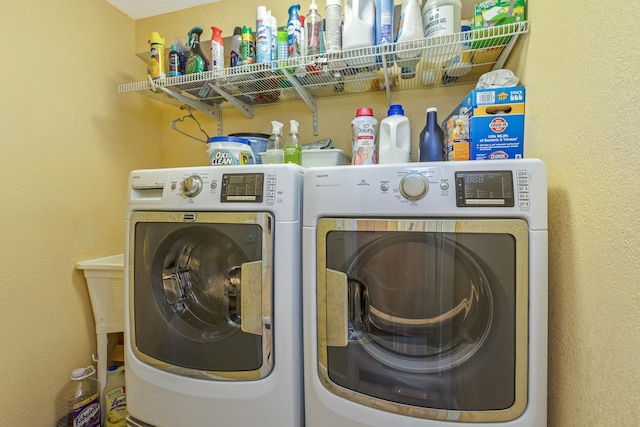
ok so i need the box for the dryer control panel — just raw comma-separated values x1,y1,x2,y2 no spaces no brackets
455,170,515,207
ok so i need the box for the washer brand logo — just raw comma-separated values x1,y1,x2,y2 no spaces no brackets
488,151,509,159
489,117,508,133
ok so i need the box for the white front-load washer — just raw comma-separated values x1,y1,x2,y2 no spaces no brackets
124,164,304,427
303,159,547,426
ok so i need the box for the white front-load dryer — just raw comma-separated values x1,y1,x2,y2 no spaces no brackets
124,164,304,427
302,159,548,426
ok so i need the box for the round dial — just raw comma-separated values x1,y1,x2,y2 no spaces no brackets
399,173,429,201
181,175,203,197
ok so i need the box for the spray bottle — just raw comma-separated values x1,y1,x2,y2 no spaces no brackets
211,26,224,76
395,0,423,79
265,120,285,163
186,27,208,74
284,120,302,165
305,0,323,56
147,32,166,80
287,4,302,61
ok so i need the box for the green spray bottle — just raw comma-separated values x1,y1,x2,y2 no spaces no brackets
186,26,209,74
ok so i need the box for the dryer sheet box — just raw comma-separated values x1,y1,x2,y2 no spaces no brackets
443,86,525,160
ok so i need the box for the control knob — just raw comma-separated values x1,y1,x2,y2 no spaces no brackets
399,173,429,201
181,175,203,197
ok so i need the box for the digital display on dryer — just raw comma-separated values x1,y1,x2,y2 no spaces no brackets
221,173,264,202
455,171,514,207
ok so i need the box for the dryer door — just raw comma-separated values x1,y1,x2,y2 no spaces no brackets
129,211,273,380
316,218,529,422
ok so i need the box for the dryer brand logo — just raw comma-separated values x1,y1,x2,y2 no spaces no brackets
489,117,508,133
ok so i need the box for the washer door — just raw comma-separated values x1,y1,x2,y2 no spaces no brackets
129,211,273,380
316,218,529,422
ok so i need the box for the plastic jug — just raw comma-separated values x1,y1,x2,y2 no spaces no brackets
56,366,101,427
343,0,376,66
379,104,412,164
104,365,126,427
418,107,445,162
395,0,423,78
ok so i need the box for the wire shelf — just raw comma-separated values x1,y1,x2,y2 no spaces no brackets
118,21,529,134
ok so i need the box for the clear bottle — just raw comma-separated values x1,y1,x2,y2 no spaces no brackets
324,0,342,54
56,366,101,427
104,365,127,427
379,104,412,164
305,0,323,56
283,119,302,165
265,120,285,163
210,26,224,76
186,27,209,74
351,107,378,165
229,26,243,67
147,32,166,80
418,107,445,162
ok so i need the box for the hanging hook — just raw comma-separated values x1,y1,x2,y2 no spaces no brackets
170,106,210,143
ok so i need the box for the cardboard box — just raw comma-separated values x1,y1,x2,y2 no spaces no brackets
443,86,525,160
472,0,527,48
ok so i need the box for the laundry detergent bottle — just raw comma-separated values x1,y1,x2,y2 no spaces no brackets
379,104,412,164
418,107,445,162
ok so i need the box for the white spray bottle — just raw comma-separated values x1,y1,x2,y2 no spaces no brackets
265,120,284,163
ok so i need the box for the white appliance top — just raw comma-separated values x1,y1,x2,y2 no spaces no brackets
303,159,547,230
127,164,304,221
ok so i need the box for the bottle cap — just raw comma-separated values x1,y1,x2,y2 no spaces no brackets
388,104,404,116
427,107,438,113
233,26,242,36
356,107,374,117
326,0,340,5
211,26,223,42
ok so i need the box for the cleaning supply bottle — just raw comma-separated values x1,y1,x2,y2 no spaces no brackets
103,365,126,427
186,27,208,74
256,6,271,63
379,104,412,164
343,0,376,66
265,120,285,163
418,107,445,162
270,14,278,62
168,44,181,77
422,0,462,64
229,26,242,67
351,107,378,165
375,0,395,60
278,29,289,62
56,366,101,427
210,26,224,76
324,0,342,54
284,119,302,165
305,0,323,56
241,26,256,65
395,0,423,78
147,32,166,80
287,4,303,61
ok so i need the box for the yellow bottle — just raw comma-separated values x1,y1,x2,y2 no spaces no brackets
103,365,127,427
148,32,166,80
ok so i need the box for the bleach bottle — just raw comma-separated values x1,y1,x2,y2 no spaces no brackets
343,0,376,66
418,107,445,162
379,104,412,164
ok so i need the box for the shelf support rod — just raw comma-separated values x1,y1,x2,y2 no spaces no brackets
155,85,222,135
206,82,254,119
284,71,319,136
380,51,393,106
491,22,527,71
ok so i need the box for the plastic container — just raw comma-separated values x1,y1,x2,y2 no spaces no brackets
278,29,289,61
147,32,165,80
210,26,224,76
186,27,209,74
228,132,269,163
241,26,255,65
418,107,445,162
324,0,342,53
343,0,376,66
305,0,323,56
351,107,378,165
168,45,180,77
395,0,423,78
270,14,278,61
256,6,271,63
56,366,101,427
104,365,126,427
284,119,302,165
422,0,462,64
262,121,284,164
207,136,255,165
379,104,412,164
229,27,242,67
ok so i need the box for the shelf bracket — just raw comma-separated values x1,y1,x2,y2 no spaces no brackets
206,82,254,119
492,21,526,71
380,52,393,106
284,71,319,136
154,85,223,135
